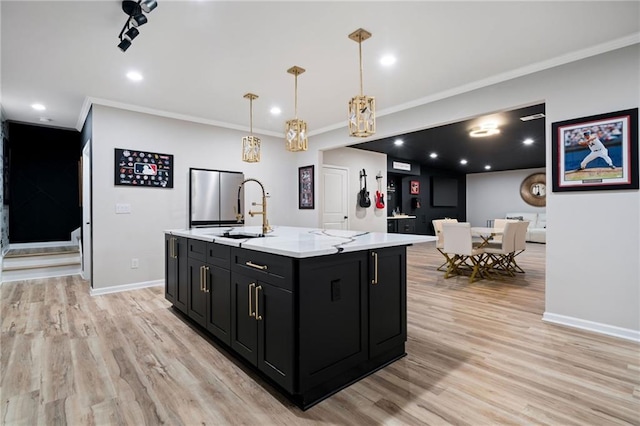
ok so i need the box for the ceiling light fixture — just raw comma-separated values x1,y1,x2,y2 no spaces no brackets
469,122,500,137
31,103,46,111
485,165,492,170
523,138,534,145
348,28,375,138
380,55,396,66
394,139,403,146
242,93,261,163
118,0,158,52
270,107,281,115
520,113,545,121
429,152,438,159
285,66,308,152
460,159,468,165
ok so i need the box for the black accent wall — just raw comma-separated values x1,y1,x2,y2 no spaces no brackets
389,166,466,235
8,123,81,243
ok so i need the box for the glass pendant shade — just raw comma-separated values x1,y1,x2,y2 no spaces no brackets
242,135,261,163
348,95,376,137
242,93,261,163
285,118,308,151
348,28,375,138
285,66,308,152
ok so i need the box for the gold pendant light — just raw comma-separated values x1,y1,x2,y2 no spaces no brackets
285,66,308,152
242,93,261,163
348,28,376,137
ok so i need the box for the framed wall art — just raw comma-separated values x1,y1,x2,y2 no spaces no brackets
298,165,314,209
115,148,174,188
552,108,638,192
410,180,420,195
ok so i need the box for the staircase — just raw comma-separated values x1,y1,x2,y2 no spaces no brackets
1,242,82,283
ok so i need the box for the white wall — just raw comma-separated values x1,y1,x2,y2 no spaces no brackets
322,147,387,232
466,167,545,226
91,105,297,290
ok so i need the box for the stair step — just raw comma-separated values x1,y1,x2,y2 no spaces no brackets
3,253,81,270
1,264,81,283
3,260,81,272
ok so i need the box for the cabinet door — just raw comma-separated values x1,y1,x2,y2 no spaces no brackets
230,272,258,365
298,252,368,392
187,258,207,327
205,264,231,345
175,237,189,312
256,281,294,393
165,235,176,304
369,246,407,358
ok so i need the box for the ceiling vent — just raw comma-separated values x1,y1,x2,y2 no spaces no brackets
520,113,546,121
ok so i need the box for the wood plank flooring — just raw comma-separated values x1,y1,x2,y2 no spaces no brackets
1,242,639,425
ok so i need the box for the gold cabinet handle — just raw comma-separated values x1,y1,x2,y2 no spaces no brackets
173,238,177,259
371,252,378,285
255,285,263,321
246,261,268,271
200,266,205,292
204,266,210,293
249,283,256,317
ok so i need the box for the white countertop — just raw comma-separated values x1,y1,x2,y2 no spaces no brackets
166,226,436,258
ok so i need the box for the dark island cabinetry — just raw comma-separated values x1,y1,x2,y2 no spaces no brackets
165,234,408,409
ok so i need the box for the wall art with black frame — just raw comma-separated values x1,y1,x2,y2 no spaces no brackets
298,165,314,209
114,148,174,188
552,108,638,192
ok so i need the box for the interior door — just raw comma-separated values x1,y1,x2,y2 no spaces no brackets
81,142,92,283
322,166,349,230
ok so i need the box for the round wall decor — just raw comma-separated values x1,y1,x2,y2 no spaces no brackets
520,172,546,207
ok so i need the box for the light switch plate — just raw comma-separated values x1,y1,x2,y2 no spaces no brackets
116,203,131,214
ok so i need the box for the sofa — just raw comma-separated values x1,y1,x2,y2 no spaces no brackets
504,212,546,243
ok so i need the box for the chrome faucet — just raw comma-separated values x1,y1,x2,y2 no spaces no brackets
236,178,271,236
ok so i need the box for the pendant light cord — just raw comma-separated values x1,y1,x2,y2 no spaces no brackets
359,39,364,96
294,73,298,118
249,97,253,135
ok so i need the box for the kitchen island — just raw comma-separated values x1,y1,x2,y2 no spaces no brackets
164,226,435,409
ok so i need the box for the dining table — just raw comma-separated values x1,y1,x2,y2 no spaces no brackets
471,227,503,248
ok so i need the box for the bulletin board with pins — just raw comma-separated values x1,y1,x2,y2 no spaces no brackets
114,148,173,188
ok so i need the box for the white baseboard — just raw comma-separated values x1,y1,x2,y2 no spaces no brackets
542,312,640,342
90,279,163,296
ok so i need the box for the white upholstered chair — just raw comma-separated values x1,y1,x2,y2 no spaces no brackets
432,218,458,271
510,220,529,273
442,222,486,283
483,221,518,276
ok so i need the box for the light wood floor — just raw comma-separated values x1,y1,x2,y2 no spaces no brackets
1,242,639,425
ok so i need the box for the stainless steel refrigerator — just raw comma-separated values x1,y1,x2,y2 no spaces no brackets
189,168,245,227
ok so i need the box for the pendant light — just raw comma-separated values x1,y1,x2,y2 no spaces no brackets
348,28,376,137
285,66,308,152
242,93,261,163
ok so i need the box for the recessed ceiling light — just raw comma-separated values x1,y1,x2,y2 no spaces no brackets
429,152,438,159
380,55,396,66
460,159,468,165
270,107,281,115
127,71,143,81
520,113,545,121
31,103,46,111
394,139,403,146
39,117,52,122
523,138,534,145
485,165,491,170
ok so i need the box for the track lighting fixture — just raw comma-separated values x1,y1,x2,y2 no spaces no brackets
117,0,158,52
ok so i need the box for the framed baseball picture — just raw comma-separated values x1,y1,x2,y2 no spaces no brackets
551,108,638,192
298,165,314,209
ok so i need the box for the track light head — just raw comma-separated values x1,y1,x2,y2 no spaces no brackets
141,0,158,13
130,13,147,27
118,38,132,52
125,27,139,41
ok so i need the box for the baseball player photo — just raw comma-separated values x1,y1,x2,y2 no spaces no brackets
577,130,616,171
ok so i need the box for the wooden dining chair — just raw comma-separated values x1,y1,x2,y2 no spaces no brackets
442,222,486,283
432,218,458,271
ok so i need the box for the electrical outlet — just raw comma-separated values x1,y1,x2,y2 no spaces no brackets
116,203,131,214
131,258,139,269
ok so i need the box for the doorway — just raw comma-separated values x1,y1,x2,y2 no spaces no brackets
81,141,92,284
